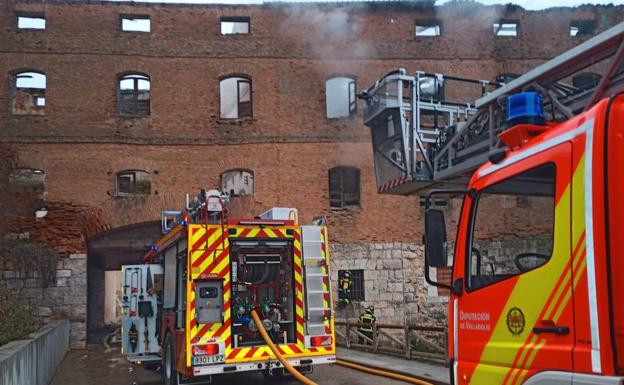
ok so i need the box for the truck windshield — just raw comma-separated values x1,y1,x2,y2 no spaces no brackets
468,163,556,291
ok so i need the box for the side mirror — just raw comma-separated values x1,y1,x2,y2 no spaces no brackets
424,209,448,268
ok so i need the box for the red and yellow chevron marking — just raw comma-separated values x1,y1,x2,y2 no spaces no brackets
320,228,332,335
186,225,232,367
292,229,306,348
186,225,321,366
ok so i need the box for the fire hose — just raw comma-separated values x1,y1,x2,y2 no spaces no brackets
250,310,435,385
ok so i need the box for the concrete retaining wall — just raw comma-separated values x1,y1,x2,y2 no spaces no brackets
0,319,69,385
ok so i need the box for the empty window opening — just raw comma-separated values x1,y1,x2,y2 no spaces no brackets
9,168,45,188
570,20,596,37
121,15,150,33
221,17,250,35
12,71,46,115
415,21,441,37
326,77,356,118
116,170,151,195
493,22,518,37
329,166,360,209
220,169,254,197
17,14,46,30
118,73,150,117
220,76,252,119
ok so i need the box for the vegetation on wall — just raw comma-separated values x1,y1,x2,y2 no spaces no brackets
0,296,39,346
0,237,59,287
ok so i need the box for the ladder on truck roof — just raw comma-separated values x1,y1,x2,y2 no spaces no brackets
361,21,624,195
301,226,332,339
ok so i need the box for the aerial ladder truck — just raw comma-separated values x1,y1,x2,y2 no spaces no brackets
361,21,624,385
120,191,335,385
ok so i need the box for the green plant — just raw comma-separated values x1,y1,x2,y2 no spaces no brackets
0,296,39,346
0,238,59,287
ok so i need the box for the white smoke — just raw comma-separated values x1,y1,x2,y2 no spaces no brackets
279,4,376,73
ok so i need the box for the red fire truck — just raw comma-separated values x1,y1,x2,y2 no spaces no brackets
362,21,624,385
120,190,335,384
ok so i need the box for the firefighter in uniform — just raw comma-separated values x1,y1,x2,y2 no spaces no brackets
357,306,376,344
338,271,353,308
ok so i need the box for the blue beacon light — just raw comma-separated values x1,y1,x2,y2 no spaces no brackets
506,92,546,126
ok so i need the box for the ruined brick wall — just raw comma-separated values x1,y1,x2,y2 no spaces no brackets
0,1,622,346
1,1,621,242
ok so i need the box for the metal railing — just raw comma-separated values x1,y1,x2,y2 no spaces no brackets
334,321,447,365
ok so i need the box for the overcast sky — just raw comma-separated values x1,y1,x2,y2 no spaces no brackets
102,0,624,9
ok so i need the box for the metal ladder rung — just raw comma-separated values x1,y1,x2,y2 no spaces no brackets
307,290,329,294
306,273,328,277
308,307,331,312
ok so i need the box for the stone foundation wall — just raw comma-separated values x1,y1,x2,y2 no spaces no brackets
1,253,87,348
330,242,448,328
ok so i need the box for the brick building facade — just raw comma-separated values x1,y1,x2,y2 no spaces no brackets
1,0,622,347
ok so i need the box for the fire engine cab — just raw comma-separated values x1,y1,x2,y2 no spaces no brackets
362,21,624,385
120,190,335,384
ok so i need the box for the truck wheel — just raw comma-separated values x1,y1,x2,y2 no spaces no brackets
163,332,179,385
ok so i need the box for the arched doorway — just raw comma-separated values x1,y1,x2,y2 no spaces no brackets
86,221,162,343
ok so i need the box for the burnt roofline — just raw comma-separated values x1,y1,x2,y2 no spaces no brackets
7,0,624,12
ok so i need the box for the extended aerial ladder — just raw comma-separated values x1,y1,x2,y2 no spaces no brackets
361,21,624,195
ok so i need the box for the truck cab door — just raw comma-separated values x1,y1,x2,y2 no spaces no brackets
453,142,573,385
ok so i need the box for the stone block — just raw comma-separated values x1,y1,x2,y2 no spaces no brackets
70,304,87,321
70,321,86,349
56,269,72,278
67,277,87,287
63,259,87,276
56,278,68,287
382,259,403,270
69,253,87,259
21,287,44,299
6,278,24,289
388,282,403,293
3,270,16,279
64,287,87,305
44,286,65,304
365,259,377,270
24,278,42,288
37,306,53,316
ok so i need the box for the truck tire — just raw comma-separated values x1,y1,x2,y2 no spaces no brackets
163,332,179,385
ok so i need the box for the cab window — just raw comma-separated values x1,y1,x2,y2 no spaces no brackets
468,163,555,291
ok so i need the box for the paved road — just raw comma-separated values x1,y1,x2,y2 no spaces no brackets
50,345,409,385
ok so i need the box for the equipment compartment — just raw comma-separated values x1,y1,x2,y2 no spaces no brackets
229,239,296,347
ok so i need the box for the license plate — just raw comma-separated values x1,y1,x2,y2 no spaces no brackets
192,354,225,366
